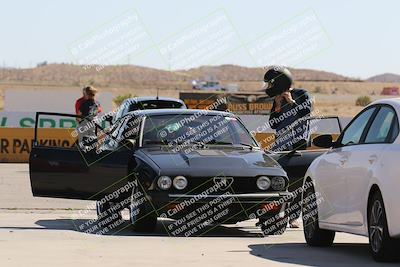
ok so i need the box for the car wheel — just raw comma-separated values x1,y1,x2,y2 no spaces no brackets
258,211,288,236
129,184,157,233
96,201,123,228
368,191,400,262
302,184,335,246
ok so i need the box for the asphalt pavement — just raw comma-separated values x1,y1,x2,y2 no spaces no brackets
0,164,394,267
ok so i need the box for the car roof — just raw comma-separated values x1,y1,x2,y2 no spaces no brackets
122,96,185,104
369,98,400,108
367,98,400,117
126,108,234,117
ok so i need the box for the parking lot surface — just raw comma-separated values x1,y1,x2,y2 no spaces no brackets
0,164,393,267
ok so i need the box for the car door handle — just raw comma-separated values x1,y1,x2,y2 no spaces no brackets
368,155,378,164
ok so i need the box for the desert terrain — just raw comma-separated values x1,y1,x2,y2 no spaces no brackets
0,64,399,117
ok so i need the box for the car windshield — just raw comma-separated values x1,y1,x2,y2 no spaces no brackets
142,114,257,147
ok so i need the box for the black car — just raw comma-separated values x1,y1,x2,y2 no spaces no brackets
30,109,297,236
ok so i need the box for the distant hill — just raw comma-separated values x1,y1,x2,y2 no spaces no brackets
0,63,357,88
367,73,400,83
183,65,354,82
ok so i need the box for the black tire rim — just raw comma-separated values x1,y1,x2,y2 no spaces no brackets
304,190,317,239
369,199,384,253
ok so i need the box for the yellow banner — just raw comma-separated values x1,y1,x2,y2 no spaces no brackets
0,128,76,162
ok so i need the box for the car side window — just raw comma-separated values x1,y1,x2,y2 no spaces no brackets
100,115,141,151
340,107,376,146
113,100,132,124
365,106,396,143
229,118,258,146
121,116,141,140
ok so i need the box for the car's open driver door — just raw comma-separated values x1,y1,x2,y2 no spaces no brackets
29,112,133,200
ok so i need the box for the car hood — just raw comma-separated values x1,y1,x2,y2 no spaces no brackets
137,146,286,177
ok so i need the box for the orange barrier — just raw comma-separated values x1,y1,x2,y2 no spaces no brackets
254,133,275,149
253,133,340,151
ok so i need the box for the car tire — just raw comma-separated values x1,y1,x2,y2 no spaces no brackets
302,184,335,246
258,211,288,236
96,201,123,227
368,191,400,262
129,185,157,233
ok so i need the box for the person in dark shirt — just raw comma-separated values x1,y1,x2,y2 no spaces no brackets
264,67,312,151
263,67,313,229
268,88,312,151
78,86,102,119
76,86,102,150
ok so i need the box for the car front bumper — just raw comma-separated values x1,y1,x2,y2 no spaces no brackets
148,191,294,222
166,191,293,202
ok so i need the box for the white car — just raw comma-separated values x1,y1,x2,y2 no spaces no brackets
302,98,400,262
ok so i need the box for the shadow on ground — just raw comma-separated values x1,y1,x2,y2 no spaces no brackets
248,243,399,266
1,218,264,238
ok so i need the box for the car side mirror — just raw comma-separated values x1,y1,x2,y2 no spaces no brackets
313,134,334,148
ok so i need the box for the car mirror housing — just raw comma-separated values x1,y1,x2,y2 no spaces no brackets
313,134,334,148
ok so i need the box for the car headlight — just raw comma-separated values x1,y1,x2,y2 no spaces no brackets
271,176,286,191
257,176,271,190
157,176,172,190
173,176,188,190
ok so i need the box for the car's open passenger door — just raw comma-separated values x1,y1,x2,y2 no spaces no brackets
269,116,343,191
29,112,135,200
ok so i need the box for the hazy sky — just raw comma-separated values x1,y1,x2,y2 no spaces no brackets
1,0,399,78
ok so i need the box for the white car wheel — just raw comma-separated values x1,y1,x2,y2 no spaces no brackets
302,183,335,246
369,199,384,253
368,191,400,262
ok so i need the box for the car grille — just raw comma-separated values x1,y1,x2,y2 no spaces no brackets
176,177,261,195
